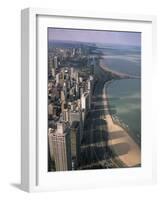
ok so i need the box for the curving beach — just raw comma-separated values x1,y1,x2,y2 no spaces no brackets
103,81,141,167
100,58,141,79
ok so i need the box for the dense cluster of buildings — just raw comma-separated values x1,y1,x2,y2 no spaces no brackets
48,47,95,171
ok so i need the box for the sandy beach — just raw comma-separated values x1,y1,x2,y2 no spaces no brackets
99,58,140,79
100,58,123,76
103,83,141,167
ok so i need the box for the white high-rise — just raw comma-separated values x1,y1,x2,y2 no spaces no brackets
54,56,58,69
56,73,59,85
81,92,90,111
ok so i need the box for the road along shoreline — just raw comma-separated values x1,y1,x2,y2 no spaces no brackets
102,78,141,167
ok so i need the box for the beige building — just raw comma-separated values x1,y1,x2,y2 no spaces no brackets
54,56,58,69
63,109,70,122
48,103,54,119
48,123,72,171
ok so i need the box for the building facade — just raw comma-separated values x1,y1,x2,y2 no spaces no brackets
70,121,81,169
48,123,72,171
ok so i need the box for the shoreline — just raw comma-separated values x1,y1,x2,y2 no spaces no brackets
99,58,141,79
105,81,141,148
101,71,141,168
100,58,122,76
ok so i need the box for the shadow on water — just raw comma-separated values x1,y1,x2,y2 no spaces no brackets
93,97,120,102
93,105,116,110
109,109,117,115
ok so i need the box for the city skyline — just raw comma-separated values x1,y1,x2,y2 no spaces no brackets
48,27,141,171
48,28,141,46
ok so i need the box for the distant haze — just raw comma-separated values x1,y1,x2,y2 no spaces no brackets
48,28,141,46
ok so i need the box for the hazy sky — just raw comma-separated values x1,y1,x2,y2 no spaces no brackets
48,28,141,46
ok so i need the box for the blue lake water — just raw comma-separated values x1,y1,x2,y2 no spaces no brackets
106,79,141,146
100,44,141,146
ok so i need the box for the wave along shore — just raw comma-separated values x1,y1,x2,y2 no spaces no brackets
100,64,141,167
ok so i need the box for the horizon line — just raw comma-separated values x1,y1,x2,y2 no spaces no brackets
48,39,141,47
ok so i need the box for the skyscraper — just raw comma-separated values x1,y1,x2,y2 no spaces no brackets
51,68,55,77
81,92,90,111
48,102,54,119
48,123,72,171
54,56,58,69
63,108,70,122
70,121,81,169
56,73,60,85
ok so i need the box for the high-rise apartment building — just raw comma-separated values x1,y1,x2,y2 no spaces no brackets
56,73,60,85
81,92,90,111
70,121,81,168
48,123,72,171
54,56,58,69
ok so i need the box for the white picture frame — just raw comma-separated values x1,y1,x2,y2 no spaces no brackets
21,8,157,192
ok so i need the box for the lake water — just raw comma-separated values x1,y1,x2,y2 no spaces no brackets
106,79,141,146
99,44,141,146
